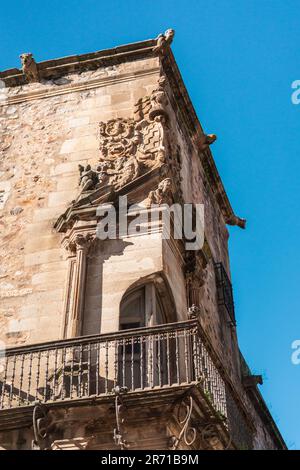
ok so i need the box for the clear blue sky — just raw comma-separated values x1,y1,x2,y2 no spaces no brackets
1,0,299,449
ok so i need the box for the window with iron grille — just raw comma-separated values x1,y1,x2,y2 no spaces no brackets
214,262,236,326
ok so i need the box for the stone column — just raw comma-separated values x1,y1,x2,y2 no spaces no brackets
63,233,95,338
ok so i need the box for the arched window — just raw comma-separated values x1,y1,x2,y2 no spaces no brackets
118,280,174,389
119,283,167,331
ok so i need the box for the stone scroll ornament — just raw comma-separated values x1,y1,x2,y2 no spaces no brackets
77,75,181,199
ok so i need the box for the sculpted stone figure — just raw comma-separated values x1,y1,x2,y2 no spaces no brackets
185,248,210,310
78,156,141,194
153,29,175,55
149,76,169,122
109,155,141,190
78,164,100,192
147,178,173,206
96,162,111,186
19,53,39,83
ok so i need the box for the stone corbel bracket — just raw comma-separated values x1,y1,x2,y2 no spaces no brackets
242,374,263,389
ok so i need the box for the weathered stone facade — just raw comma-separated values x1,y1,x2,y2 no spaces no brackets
0,31,285,450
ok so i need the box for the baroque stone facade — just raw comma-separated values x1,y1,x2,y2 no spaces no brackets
0,31,285,450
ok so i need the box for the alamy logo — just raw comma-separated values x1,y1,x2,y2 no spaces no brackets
96,196,205,251
291,80,300,105
291,340,300,365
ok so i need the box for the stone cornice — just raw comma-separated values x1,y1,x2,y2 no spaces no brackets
1,67,159,106
0,39,156,87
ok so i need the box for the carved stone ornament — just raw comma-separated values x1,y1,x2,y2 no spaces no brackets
226,215,246,229
147,178,173,206
188,304,201,319
198,134,217,153
185,248,209,284
74,75,177,201
98,118,142,190
199,421,230,450
185,246,211,308
65,233,96,257
20,53,39,83
78,164,100,192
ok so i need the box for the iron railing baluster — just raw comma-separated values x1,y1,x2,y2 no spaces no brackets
78,344,83,398
166,332,170,386
87,343,91,397
114,340,118,389
18,354,25,406
175,332,179,384
140,336,143,389
96,342,100,396
26,352,33,405
70,347,74,400
148,335,153,388
44,350,50,403
105,341,108,394
61,347,66,400
122,338,126,388
131,337,134,391
184,328,189,383
0,357,8,409
53,347,58,401
9,355,17,408
35,352,41,402
158,334,161,387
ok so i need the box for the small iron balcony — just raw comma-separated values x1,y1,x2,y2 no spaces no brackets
214,262,236,325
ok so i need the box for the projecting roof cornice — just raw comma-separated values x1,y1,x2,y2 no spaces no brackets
0,39,157,87
0,30,245,228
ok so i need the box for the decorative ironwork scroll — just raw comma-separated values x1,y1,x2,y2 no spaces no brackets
32,404,49,450
113,386,129,450
170,396,197,450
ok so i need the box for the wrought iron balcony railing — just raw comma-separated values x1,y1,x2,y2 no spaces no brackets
0,320,228,418
0,320,255,448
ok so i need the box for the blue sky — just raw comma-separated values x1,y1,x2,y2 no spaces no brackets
1,0,299,449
